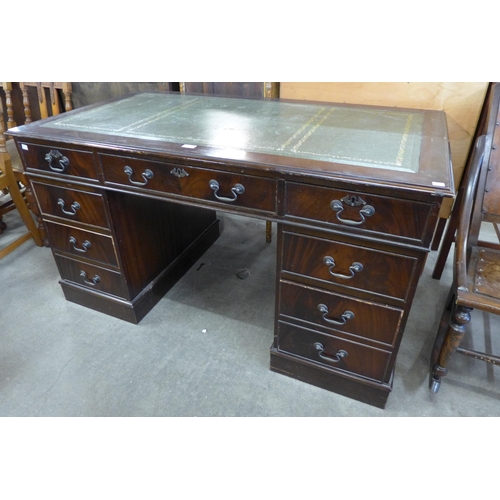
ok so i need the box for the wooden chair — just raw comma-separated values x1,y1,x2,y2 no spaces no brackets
432,83,496,280
0,82,15,198
1,83,74,248
429,84,500,393
0,89,43,256
19,82,73,123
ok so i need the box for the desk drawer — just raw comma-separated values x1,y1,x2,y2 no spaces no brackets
32,181,109,228
45,220,118,267
55,254,130,300
277,321,392,383
20,143,99,180
281,230,417,301
279,281,403,346
100,154,277,215
285,182,435,244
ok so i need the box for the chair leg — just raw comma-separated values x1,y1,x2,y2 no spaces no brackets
431,217,447,251
3,162,44,247
429,301,473,393
432,214,459,280
266,221,272,243
430,287,455,366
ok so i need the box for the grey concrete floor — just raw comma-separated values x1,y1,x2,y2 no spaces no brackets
1,208,499,417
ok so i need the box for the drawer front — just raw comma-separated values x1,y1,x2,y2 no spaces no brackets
20,143,99,180
32,181,109,228
100,154,277,214
282,230,417,301
285,182,435,244
277,321,392,383
55,255,130,300
45,220,118,267
279,281,403,346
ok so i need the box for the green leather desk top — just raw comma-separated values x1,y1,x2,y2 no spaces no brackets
41,93,424,174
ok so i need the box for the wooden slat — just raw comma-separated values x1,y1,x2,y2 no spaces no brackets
0,231,32,258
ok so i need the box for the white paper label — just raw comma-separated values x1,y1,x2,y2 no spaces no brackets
432,182,445,187
181,144,197,149
21,144,28,150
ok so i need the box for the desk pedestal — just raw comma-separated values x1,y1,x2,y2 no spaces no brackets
38,182,221,324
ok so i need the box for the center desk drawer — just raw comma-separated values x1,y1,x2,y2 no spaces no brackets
32,181,109,228
19,143,99,180
282,230,418,301
285,182,436,244
100,154,277,214
45,220,118,267
279,281,403,347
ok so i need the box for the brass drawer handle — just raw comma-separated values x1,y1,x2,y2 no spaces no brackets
330,195,375,226
323,256,363,279
45,149,70,172
57,198,80,216
69,236,91,253
314,342,348,363
79,270,100,286
318,303,354,325
209,179,245,202
124,165,154,186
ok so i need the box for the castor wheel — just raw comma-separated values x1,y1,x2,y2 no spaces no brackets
429,376,441,394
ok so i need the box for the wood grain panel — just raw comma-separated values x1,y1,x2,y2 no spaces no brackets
285,181,437,245
277,321,393,383
45,220,118,267
100,154,278,215
32,181,109,228
281,229,418,301
20,142,99,180
55,254,130,299
279,281,403,346
105,190,218,299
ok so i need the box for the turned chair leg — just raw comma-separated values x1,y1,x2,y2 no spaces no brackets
430,303,473,393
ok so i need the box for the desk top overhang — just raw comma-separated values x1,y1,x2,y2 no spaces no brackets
7,92,454,198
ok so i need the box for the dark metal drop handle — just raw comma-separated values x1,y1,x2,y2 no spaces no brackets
314,342,348,363
124,165,154,186
323,256,363,279
209,179,245,202
79,270,100,286
330,199,375,226
45,150,70,172
69,236,91,253
318,303,354,326
57,198,80,216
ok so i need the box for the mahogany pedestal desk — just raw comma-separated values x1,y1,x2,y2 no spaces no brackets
7,93,454,408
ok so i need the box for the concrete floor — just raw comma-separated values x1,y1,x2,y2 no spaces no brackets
1,208,499,417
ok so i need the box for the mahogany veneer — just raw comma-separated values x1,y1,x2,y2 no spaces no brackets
7,92,454,408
